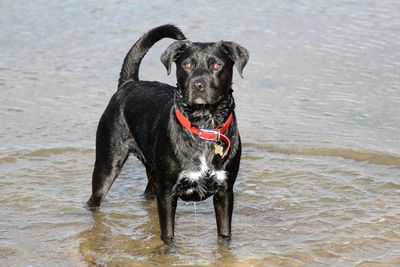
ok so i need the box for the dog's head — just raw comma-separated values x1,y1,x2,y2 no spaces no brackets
161,40,249,106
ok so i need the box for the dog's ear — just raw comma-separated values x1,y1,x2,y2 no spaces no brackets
218,41,249,78
161,40,191,75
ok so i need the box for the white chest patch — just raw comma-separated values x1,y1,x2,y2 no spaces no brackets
178,155,227,183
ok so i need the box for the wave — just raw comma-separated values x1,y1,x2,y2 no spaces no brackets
2,143,399,169
244,143,400,168
0,146,94,164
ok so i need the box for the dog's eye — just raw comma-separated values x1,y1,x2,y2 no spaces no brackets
184,62,195,70
212,62,221,70
209,58,221,70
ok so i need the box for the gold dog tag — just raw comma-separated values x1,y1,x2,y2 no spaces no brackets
214,143,223,156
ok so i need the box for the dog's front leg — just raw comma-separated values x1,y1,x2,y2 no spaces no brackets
213,189,234,240
156,189,178,245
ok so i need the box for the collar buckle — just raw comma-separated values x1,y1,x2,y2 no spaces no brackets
198,129,221,141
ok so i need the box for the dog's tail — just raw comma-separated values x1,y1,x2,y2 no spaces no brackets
118,24,186,88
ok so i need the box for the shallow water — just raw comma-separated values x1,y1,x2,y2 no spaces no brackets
1,0,400,266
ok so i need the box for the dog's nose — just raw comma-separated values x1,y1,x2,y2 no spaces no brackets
192,80,206,91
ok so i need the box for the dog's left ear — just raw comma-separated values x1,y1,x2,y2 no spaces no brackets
218,41,249,78
161,40,192,75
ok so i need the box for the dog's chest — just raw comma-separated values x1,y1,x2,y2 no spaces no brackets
174,155,227,201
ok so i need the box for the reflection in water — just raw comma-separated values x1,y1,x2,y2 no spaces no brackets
80,200,170,265
79,199,239,266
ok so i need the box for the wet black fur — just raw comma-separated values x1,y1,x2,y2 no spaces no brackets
87,24,249,244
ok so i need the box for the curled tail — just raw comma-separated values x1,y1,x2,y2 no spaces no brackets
118,24,186,88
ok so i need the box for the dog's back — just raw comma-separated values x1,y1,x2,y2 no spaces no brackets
113,25,187,164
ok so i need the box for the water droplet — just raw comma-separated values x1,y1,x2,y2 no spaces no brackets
193,202,198,235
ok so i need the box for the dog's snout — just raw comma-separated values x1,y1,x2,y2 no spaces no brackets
192,79,206,91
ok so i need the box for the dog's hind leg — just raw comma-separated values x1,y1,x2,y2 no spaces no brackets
144,167,157,199
87,154,129,209
87,116,131,210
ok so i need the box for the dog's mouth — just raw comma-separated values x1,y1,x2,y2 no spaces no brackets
187,93,223,107
193,97,207,105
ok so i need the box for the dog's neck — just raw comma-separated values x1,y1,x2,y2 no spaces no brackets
174,87,235,129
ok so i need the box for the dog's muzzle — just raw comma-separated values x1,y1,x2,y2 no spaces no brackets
189,78,209,104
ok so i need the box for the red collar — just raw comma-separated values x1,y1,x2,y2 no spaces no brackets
174,108,234,159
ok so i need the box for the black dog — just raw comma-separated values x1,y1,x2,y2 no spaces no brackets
87,24,249,244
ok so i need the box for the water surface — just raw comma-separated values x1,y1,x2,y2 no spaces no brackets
1,0,400,266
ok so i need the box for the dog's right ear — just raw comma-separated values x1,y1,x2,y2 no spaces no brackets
161,40,191,75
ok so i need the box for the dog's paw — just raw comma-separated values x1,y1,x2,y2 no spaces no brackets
160,236,178,254
86,196,100,211
217,235,232,247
